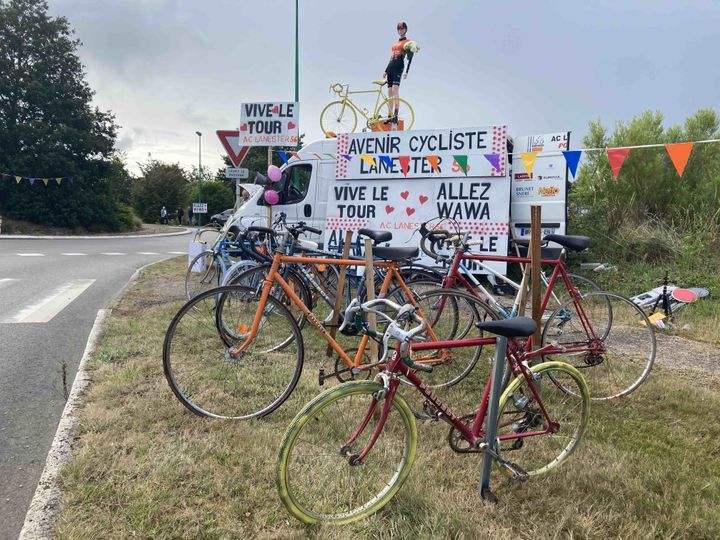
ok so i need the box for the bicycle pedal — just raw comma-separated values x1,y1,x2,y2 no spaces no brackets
501,460,530,482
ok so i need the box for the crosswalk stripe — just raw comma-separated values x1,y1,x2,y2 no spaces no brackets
137,252,159,255
62,253,87,256
18,253,44,257
167,251,187,254
101,252,125,256
9,279,96,323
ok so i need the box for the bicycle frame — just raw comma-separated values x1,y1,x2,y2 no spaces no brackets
348,336,561,463
334,85,387,122
230,251,443,370
440,251,602,353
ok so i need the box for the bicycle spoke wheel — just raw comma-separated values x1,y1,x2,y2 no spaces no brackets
412,289,498,387
228,264,310,333
163,285,304,419
496,361,589,476
185,250,219,299
541,291,656,400
277,381,416,524
377,97,414,130
320,100,358,135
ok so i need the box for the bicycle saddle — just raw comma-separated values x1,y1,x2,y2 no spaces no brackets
372,79,387,86
477,317,537,338
372,246,419,261
543,234,591,252
358,229,392,245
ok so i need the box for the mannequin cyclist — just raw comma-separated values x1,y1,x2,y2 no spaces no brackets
383,21,415,125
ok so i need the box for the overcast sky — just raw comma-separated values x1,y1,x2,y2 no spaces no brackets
48,0,720,175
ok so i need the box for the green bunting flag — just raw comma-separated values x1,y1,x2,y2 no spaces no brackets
453,155,469,175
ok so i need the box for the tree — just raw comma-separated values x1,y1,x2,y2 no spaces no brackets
0,0,131,230
132,161,191,223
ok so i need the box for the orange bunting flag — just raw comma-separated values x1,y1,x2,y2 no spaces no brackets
519,152,538,175
360,155,376,167
425,155,440,173
665,142,694,177
42,178,49,186
606,147,630,179
398,156,410,177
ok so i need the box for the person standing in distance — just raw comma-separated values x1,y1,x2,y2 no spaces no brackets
383,21,418,125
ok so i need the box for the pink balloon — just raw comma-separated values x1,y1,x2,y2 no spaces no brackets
264,189,280,205
267,165,282,182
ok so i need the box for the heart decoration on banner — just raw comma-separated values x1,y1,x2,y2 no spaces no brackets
406,207,416,216
419,195,428,205
288,121,296,130
385,205,395,214
400,191,409,200
271,105,280,114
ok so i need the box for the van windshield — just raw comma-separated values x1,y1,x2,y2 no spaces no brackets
258,163,312,206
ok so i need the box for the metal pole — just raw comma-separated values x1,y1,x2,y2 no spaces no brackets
295,0,299,103
196,131,202,226
479,336,507,501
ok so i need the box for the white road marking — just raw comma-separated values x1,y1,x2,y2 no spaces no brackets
167,251,187,254
101,252,125,255
136,251,159,255
0,278,18,290
18,253,44,257
9,279,95,323
61,253,87,256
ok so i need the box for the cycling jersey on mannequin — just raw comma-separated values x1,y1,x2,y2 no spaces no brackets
385,36,413,87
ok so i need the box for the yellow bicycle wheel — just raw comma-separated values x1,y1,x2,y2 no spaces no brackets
320,100,358,135
376,97,414,130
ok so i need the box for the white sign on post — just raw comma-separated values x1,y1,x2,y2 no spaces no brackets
511,131,570,245
325,127,511,274
225,167,249,179
239,102,299,147
192,203,208,214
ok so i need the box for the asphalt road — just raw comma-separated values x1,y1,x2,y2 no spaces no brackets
0,232,191,539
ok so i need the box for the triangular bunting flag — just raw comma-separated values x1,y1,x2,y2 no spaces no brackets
425,155,440,173
606,147,630,179
665,142,694,177
483,154,501,171
16,176,22,184
519,152,538,175
342,154,353,161
55,177,62,185
398,156,411,177
28,178,36,185
42,178,49,186
379,155,393,169
562,150,582,178
277,151,289,165
453,155,469,176
360,155,376,167
291,152,301,160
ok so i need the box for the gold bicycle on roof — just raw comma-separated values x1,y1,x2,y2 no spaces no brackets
320,82,415,136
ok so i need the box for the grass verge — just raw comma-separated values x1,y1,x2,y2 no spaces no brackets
55,257,720,539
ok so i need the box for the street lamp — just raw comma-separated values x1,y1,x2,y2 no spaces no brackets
195,131,202,225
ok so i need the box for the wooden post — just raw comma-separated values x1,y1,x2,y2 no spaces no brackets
267,146,273,226
364,238,378,361
530,205,542,346
326,230,354,356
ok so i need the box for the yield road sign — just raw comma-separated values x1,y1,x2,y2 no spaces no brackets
225,167,249,179
216,130,250,167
